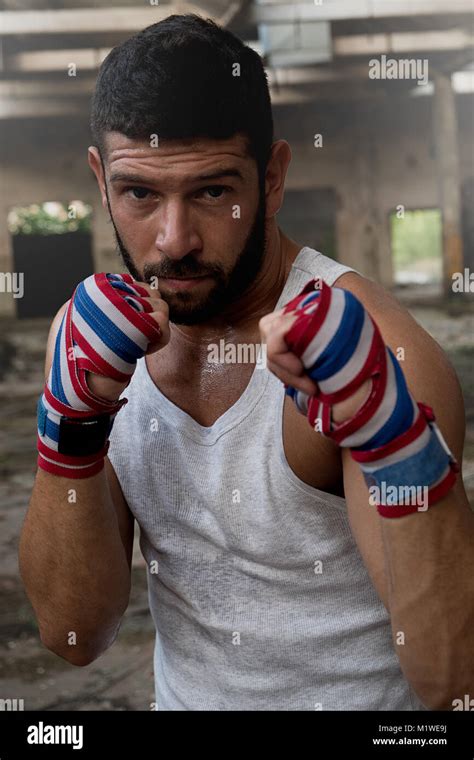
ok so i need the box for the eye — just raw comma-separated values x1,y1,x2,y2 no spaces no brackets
200,186,229,200
125,186,154,200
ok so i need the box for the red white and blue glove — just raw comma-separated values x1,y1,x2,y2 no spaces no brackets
283,279,459,517
37,273,162,479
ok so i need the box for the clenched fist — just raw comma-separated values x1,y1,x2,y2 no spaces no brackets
38,273,171,478
87,279,170,402
258,305,370,426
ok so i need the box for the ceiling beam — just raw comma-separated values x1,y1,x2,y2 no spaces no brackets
249,0,474,23
267,64,385,86
5,48,111,72
0,64,374,93
4,29,472,73
0,79,94,97
2,1,473,36
334,29,474,56
0,97,86,118
0,4,213,35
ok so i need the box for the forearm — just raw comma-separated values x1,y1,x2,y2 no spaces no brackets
335,382,474,709
380,491,474,709
19,468,131,665
22,274,166,664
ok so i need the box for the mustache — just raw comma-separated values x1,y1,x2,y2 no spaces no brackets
143,257,225,282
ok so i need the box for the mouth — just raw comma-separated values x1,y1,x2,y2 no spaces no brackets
159,275,212,291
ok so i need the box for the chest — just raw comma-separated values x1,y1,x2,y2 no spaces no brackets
147,358,343,497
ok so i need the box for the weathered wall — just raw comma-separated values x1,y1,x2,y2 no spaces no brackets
275,93,474,285
0,91,472,315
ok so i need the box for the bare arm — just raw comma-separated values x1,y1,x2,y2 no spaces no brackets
19,303,135,666
261,271,474,710
337,273,474,711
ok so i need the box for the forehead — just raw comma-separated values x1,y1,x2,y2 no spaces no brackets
103,132,253,173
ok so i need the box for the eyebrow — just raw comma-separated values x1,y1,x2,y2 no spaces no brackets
109,168,244,184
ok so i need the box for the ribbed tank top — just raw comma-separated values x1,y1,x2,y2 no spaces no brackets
108,247,426,711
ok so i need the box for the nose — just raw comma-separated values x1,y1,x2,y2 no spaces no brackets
154,199,202,260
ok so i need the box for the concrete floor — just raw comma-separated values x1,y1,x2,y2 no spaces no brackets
1,301,473,711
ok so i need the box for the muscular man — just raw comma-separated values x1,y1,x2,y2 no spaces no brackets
19,15,474,711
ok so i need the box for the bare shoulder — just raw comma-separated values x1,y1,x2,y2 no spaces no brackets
333,272,455,372
335,271,467,488
334,271,458,365
332,271,455,376
334,271,415,318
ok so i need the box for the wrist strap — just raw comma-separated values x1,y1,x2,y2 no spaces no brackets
37,395,115,479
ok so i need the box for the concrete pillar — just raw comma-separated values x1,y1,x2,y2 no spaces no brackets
0,204,16,318
433,72,464,297
335,106,393,287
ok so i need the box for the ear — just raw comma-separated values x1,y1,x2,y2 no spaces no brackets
264,140,292,219
88,146,108,210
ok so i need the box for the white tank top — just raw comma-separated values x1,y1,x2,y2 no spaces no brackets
108,247,426,711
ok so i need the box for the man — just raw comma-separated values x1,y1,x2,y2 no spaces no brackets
19,14,474,711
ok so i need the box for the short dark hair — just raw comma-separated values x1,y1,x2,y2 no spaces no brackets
90,14,274,181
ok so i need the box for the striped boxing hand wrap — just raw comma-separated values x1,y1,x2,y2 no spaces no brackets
282,279,459,517
37,273,162,479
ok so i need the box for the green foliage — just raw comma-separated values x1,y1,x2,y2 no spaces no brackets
390,209,442,266
8,202,92,236
390,209,443,284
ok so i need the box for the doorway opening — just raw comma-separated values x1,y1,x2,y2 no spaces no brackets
389,208,442,286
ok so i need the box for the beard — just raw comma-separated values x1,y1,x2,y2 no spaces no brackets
106,187,267,325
